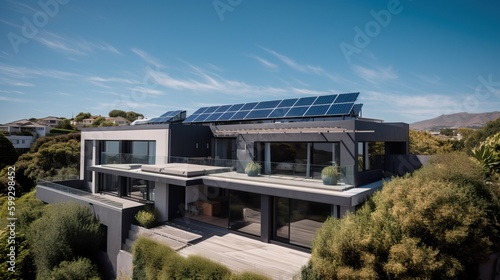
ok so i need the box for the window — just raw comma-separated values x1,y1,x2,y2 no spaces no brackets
229,190,261,237
273,198,332,248
358,142,385,171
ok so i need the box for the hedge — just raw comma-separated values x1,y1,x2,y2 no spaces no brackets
132,237,269,280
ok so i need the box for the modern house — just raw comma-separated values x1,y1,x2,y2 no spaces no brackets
36,93,413,276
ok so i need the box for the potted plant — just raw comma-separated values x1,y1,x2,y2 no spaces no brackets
321,166,339,185
245,162,261,177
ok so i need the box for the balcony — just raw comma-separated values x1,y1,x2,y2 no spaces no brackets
37,179,144,209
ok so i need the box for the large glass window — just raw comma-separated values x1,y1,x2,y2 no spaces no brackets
311,143,340,178
358,142,385,171
273,198,332,248
229,190,261,237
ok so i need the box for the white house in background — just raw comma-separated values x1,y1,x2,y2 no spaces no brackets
38,116,63,128
106,116,131,126
7,135,34,150
0,119,51,152
0,119,50,137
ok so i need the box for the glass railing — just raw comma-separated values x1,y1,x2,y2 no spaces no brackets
37,179,123,209
100,152,158,165
168,156,354,184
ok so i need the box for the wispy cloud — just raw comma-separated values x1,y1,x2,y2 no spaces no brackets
0,63,79,80
351,64,398,84
34,31,121,56
253,56,278,69
132,48,163,66
0,96,29,102
258,46,346,83
414,73,441,85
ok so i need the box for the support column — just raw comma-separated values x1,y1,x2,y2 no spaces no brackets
306,143,311,177
264,143,271,174
260,194,272,243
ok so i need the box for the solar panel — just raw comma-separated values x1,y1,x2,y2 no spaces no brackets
285,106,309,117
304,105,329,116
215,105,232,113
269,107,291,118
277,98,298,108
294,97,317,106
193,114,210,122
183,114,199,123
205,113,223,121
240,102,258,111
227,104,245,111
192,107,208,115
327,103,354,115
313,95,337,105
203,106,219,114
230,111,250,120
254,100,281,109
183,93,360,123
244,109,273,119
217,112,236,121
334,92,359,103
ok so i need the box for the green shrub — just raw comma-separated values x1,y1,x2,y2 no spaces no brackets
28,202,101,277
231,271,271,280
245,162,261,176
49,258,100,280
133,236,267,280
308,153,500,279
49,128,76,134
135,207,158,228
183,255,231,280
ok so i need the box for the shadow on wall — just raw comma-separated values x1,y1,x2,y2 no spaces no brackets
385,155,431,177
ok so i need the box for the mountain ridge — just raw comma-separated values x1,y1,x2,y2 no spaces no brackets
410,111,500,131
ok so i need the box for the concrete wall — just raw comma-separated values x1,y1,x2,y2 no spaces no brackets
80,126,170,192
36,185,144,277
6,135,33,149
155,182,169,222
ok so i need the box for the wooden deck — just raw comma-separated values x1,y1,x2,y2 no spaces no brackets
178,232,310,279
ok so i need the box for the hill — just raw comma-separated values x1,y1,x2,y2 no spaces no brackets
410,111,500,131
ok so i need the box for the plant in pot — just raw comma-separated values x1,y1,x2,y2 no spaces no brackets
245,162,261,177
321,166,339,185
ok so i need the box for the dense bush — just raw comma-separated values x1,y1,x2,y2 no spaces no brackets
28,203,101,278
134,206,158,228
50,128,76,134
306,153,500,279
48,258,100,280
132,237,267,280
230,271,271,280
0,133,18,170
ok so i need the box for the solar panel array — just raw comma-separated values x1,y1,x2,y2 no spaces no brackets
146,110,186,124
183,92,361,124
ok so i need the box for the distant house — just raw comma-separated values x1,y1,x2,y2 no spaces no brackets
0,119,50,152
38,116,63,128
105,116,131,126
0,119,50,137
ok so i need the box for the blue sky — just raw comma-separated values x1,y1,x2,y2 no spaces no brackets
0,0,499,124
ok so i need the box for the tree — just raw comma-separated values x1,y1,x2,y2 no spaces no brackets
28,203,101,278
409,130,453,155
306,153,500,279
0,134,18,170
125,111,144,122
74,112,92,122
108,109,127,118
91,117,106,127
108,109,144,122
55,119,75,130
